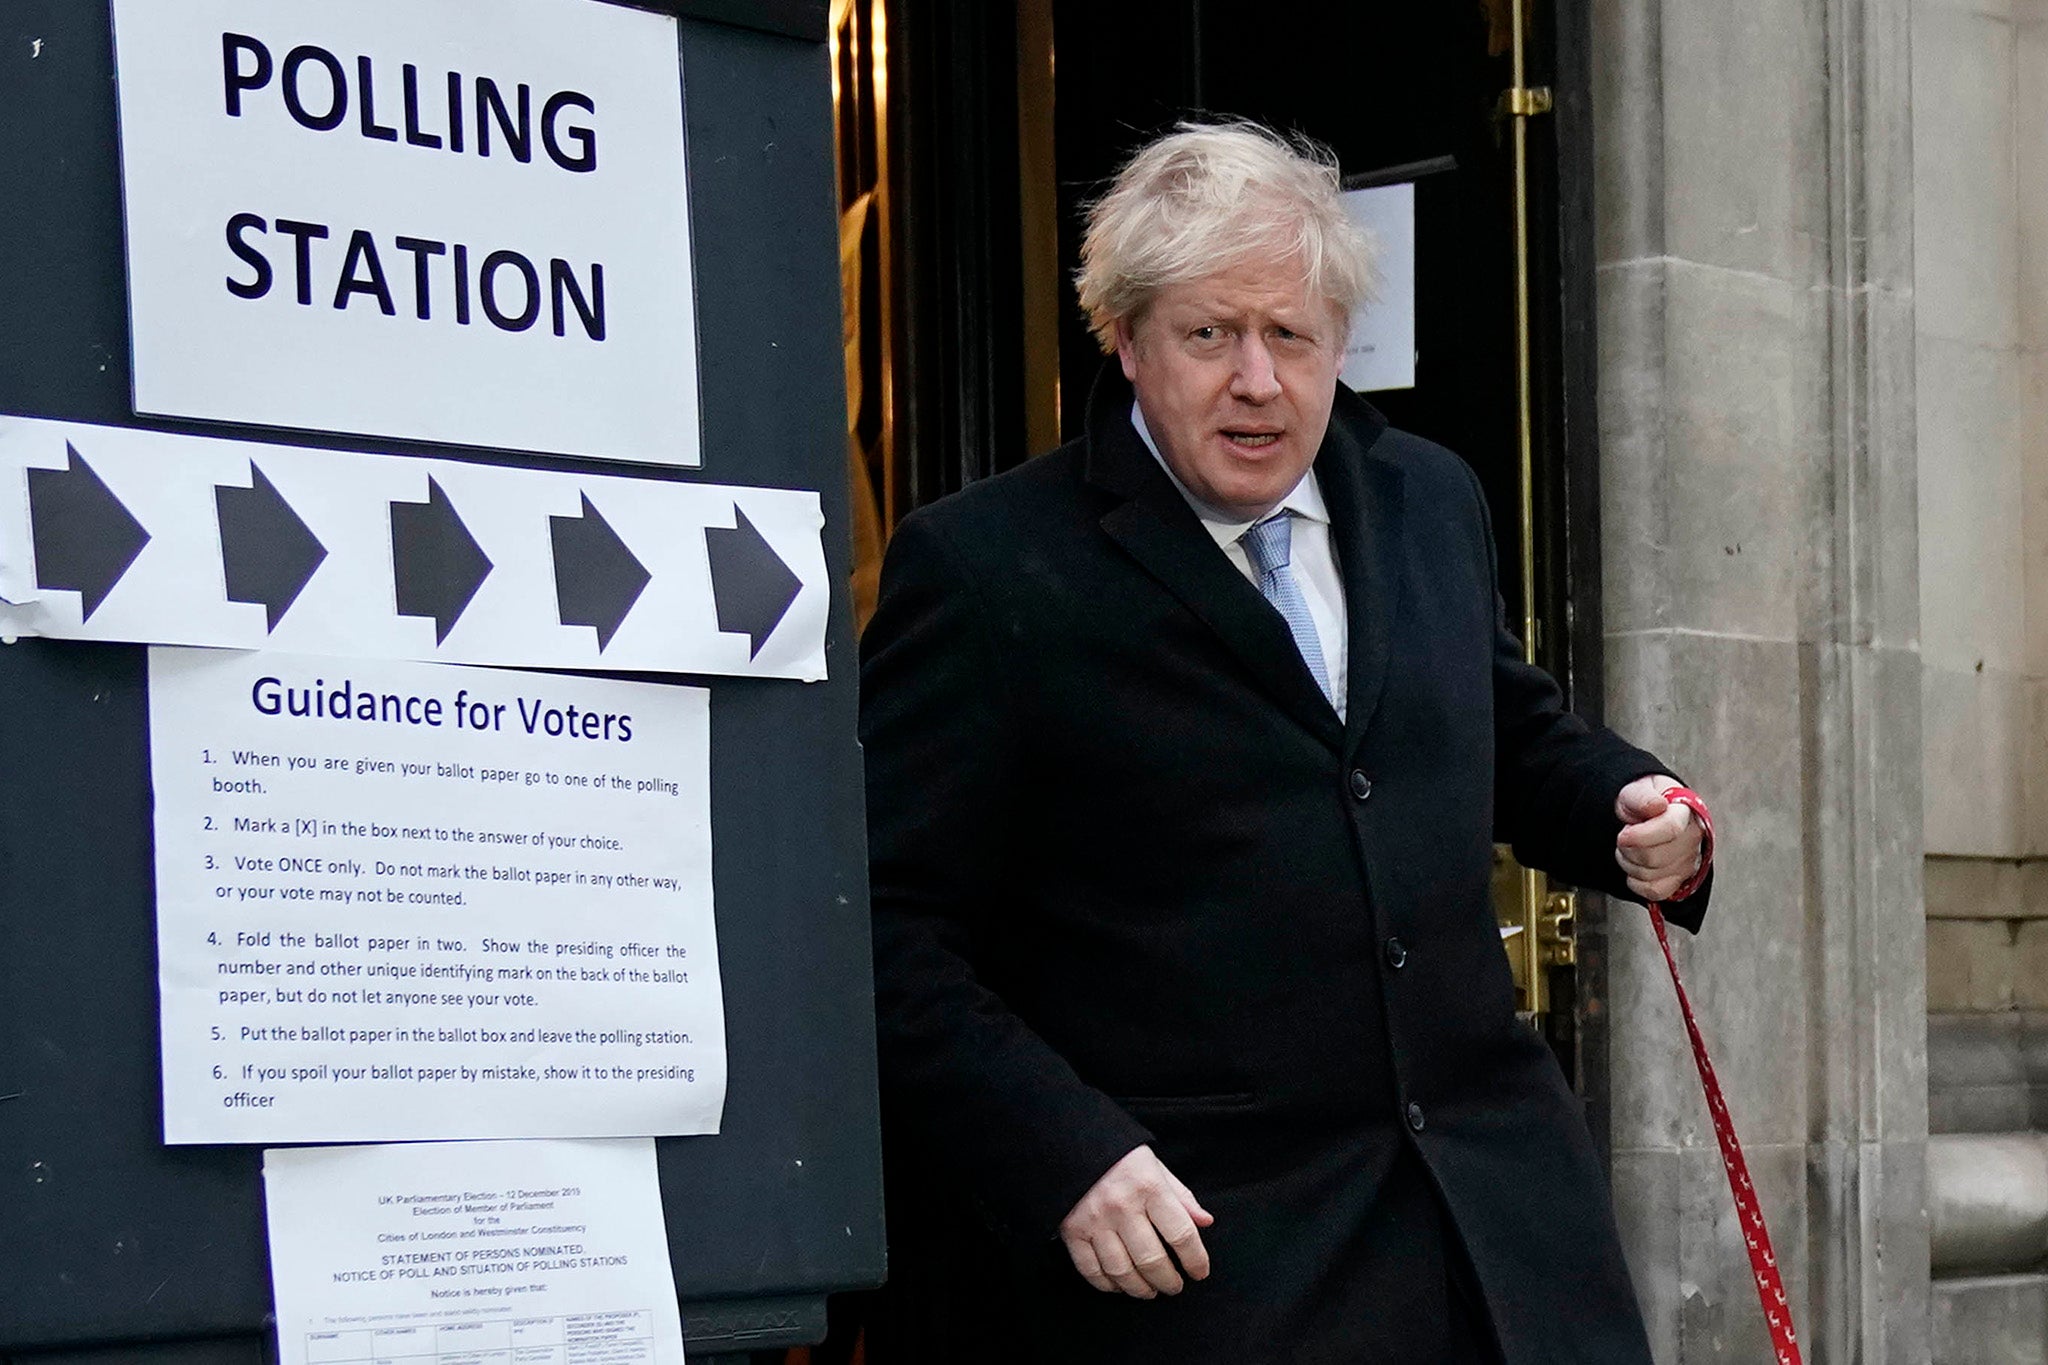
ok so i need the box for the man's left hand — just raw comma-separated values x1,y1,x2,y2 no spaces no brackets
1614,775,1704,902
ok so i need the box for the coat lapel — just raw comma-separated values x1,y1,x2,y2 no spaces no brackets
1084,369,1346,750
1315,385,1405,759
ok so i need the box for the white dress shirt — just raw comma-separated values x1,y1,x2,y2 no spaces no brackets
1132,403,1351,721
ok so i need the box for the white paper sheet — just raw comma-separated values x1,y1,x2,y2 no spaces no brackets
111,0,704,468
152,646,726,1144
264,1138,687,1365
1340,183,1417,393
0,415,829,681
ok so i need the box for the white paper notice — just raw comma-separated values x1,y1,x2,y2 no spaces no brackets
0,415,830,683
111,0,704,468
152,646,727,1144
1339,183,1417,393
264,1138,687,1365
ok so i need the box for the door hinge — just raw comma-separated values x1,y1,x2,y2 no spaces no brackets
1539,889,1577,968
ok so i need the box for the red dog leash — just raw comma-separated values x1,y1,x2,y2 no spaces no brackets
1649,787,1802,1364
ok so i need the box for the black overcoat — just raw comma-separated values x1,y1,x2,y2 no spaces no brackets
859,365,1709,1364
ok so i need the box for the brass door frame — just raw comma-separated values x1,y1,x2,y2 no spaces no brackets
1497,0,1578,1025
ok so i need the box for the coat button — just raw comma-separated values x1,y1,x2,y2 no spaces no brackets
1406,1102,1426,1132
1349,769,1372,801
1385,937,1408,970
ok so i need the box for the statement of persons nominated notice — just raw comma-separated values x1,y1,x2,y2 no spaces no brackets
151,646,726,1144
263,1138,687,1365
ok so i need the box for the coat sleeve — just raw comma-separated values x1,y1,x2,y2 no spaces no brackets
1465,468,1714,934
860,512,1155,1243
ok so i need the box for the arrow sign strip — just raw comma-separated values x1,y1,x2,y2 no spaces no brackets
0,415,828,681
390,477,494,645
27,442,151,621
551,493,650,651
705,507,803,661
216,462,328,631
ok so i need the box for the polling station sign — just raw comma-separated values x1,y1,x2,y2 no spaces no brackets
110,0,704,468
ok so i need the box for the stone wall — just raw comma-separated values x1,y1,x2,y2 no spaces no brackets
1592,0,1930,1357
1918,0,2048,1129
1915,5,2048,1353
1927,859,2048,1135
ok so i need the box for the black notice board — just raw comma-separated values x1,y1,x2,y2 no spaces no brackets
0,3,882,1358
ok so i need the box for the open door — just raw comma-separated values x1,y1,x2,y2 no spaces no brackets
832,0,1608,1074
819,3,1611,1358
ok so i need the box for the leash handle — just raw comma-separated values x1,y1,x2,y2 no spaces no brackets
1650,787,1801,1365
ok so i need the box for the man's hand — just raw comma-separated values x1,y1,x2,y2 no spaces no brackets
1615,774,1705,902
1058,1144,1214,1298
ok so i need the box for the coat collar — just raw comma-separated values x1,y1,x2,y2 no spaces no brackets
1082,361,1405,756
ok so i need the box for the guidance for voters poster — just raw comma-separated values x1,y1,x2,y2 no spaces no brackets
263,1138,688,1365
151,645,727,1144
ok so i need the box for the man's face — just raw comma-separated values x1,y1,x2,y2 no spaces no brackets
1117,258,1346,522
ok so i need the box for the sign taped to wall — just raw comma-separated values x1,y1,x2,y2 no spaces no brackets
1339,182,1417,393
110,0,704,467
262,1140,689,1365
263,1139,688,1365
153,647,724,1144
0,416,829,680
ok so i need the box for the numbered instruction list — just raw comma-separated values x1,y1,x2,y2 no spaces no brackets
263,1138,687,1365
151,646,725,1144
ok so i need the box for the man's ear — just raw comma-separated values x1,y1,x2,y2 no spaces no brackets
1115,317,1141,383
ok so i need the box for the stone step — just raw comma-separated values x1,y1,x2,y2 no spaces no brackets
1932,1133,2048,1276
1934,1274,2048,1365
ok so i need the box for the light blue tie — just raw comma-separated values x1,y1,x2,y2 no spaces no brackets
1241,514,1333,704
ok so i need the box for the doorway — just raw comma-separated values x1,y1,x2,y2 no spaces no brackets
836,0,1609,1067
821,4,1610,1360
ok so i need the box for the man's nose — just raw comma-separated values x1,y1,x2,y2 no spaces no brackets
1230,336,1282,402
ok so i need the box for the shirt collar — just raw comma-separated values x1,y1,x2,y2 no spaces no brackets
1131,401,1328,552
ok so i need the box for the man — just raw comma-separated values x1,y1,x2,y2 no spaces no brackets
860,122,1708,1363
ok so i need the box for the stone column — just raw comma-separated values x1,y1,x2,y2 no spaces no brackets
1591,0,1929,1359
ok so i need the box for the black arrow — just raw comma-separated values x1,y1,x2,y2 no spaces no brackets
550,493,650,651
705,506,801,660
215,463,327,630
28,442,150,621
390,477,492,644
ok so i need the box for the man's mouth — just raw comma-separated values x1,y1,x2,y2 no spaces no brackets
1223,430,1282,449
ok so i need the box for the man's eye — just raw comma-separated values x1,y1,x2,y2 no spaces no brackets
1191,326,1220,342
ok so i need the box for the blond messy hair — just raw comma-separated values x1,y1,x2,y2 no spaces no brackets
1076,120,1377,354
